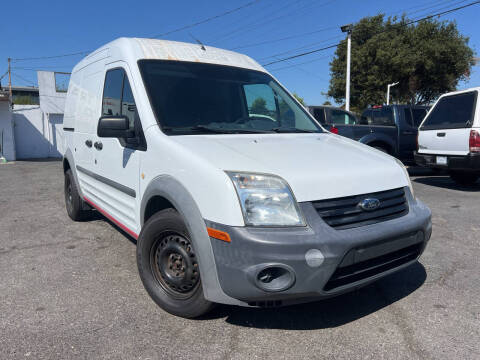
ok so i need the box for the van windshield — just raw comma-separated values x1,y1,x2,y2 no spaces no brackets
138,60,322,135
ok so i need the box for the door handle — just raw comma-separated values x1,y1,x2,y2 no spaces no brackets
94,141,103,150
85,140,92,147
402,130,415,135
437,132,446,137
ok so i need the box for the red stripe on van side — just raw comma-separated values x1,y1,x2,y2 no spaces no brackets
83,196,139,239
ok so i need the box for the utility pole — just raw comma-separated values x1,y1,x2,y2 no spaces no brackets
341,24,353,111
386,82,399,105
8,58,12,103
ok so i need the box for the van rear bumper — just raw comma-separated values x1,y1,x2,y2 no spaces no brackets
205,189,432,306
414,152,480,171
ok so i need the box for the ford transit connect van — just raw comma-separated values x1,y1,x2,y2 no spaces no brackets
63,38,432,318
415,88,480,185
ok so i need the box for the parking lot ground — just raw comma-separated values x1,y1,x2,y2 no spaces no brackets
0,160,479,359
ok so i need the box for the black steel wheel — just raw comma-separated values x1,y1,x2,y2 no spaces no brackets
151,233,200,299
137,209,214,318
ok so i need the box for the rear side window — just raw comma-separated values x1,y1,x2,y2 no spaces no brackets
313,108,326,124
371,107,394,126
360,109,372,125
412,108,427,127
330,110,356,125
421,92,477,130
404,108,413,127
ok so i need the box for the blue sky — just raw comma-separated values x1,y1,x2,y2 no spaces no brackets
1,0,479,105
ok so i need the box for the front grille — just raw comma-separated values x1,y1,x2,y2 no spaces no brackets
324,242,423,291
312,188,408,230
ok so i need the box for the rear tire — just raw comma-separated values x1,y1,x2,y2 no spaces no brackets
136,209,214,318
449,171,479,186
64,169,91,221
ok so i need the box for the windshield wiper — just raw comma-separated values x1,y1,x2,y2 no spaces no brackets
162,125,273,134
272,127,319,133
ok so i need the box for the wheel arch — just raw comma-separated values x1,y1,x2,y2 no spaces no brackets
140,175,241,305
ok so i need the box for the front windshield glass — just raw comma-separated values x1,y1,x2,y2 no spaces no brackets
139,60,322,135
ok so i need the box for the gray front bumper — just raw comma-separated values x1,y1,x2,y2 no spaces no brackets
206,188,432,305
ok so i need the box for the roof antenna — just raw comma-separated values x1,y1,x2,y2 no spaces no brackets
189,33,206,51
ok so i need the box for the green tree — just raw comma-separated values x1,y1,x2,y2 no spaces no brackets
327,15,475,109
323,100,332,106
250,97,268,114
292,92,305,106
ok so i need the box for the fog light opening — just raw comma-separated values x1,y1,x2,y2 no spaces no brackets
254,265,295,292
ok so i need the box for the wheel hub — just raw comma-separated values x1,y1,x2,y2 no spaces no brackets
152,234,199,297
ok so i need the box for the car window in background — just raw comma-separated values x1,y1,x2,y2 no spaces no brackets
412,108,427,127
404,108,413,127
313,108,326,124
421,92,477,130
372,107,395,126
331,110,356,125
360,109,373,125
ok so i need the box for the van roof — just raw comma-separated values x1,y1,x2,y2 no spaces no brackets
73,37,265,73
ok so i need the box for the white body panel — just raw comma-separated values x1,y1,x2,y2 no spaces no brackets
64,38,410,230
418,88,480,156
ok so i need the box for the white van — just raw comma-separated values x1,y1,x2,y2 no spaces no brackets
415,88,480,185
63,38,432,318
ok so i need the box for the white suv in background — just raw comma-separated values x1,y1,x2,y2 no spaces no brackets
415,88,480,185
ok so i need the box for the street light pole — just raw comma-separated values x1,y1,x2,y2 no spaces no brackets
341,24,353,111
386,82,399,105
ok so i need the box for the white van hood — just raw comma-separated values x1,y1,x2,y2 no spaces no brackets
172,133,408,202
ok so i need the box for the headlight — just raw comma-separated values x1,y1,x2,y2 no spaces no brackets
394,158,414,198
227,172,305,226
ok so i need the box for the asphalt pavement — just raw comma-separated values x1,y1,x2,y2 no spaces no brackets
0,161,478,359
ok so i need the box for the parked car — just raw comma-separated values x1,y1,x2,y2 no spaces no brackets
309,104,430,163
415,88,480,185
62,38,432,318
307,105,359,127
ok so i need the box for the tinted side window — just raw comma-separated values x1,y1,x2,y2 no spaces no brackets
360,110,372,125
313,108,326,124
422,92,477,130
412,108,427,127
102,68,138,132
101,68,144,149
102,69,123,116
121,78,136,130
331,110,356,125
404,108,413,127
372,107,394,126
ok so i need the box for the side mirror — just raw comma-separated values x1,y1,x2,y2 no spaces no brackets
97,115,133,138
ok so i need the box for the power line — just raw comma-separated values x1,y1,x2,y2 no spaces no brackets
12,73,37,87
259,0,461,62
215,0,336,43
12,51,90,62
151,0,261,38
262,0,480,66
231,25,338,50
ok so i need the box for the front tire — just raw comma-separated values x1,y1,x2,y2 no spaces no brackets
136,209,214,318
449,171,480,186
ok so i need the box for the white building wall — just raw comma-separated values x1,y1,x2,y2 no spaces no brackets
0,101,16,161
12,105,63,159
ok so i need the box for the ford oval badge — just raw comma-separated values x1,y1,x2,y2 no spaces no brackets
359,198,380,211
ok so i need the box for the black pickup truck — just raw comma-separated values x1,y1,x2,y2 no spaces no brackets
308,105,430,163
